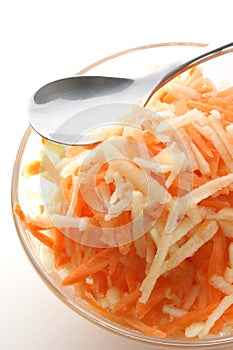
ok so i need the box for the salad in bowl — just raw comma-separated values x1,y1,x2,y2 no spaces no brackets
12,42,233,348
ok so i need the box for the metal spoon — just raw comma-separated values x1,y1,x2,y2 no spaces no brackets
29,42,233,145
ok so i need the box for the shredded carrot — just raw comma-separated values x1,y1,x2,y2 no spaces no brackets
13,203,54,249
13,203,25,222
187,100,233,120
27,228,54,249
62,248,119,286
141,304,167,328
222,305,233,323
124,267,139,293
86,270,108,299
52,227,71,268
199,197,231,210
217,86,233,97
112,287,141,316
136,284,170,319
143,130,164,155
160,303,218,335
208,230,227,303
65,144,96,158
186,126,214,158
210,317,225,335
22,160,42,178
110,262,128,291
60,175,73,203
14,65,233,340
124,316,166,338
125,316,166,338
74,188,94,217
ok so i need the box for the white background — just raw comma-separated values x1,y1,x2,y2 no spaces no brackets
1,1,232,349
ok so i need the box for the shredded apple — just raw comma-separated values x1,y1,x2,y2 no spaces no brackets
14,66,233,339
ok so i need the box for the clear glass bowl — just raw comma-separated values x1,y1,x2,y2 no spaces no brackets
12,42,233,349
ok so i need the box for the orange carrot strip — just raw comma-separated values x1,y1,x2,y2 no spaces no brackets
209,152,220,177
199,197,231,210
112,287,141,316
208,229,226,303
187,100,213,113
208,230,227,277
13,203,54,249
110,262,128,291
143,131,164,156
175,99,189,115
125,267,139,293
60,175,72,203
28,228,54,249
187,126,214,158
65,144,96,158
62,248,119,285
13,203,25,222
52,227,71,268
41,137,48,145
136,285,169,319
141,304,167,328
187,100,233,120
89,271,108,298
207,97,233,111
221,305,233,323
74,188,94,217
214,107,233,120
95,163,109,186
22,160,42,177
160,303,218,334
124,316,166,338
118,242,131,256
82,292,109,314
210,317,225,335
217,86,233,98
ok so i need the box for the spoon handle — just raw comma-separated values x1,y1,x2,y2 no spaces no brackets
143,42,233,105
164,41,232,79
182,41,232,64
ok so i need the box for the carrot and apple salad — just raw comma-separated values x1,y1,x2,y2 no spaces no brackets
14,66,233,339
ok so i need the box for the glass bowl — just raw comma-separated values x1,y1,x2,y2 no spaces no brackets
12,42,233,349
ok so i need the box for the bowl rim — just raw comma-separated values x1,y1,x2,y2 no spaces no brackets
77,41,206,75
11,42,233,348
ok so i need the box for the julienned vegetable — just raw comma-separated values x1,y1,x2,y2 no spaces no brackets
14,66,233,339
